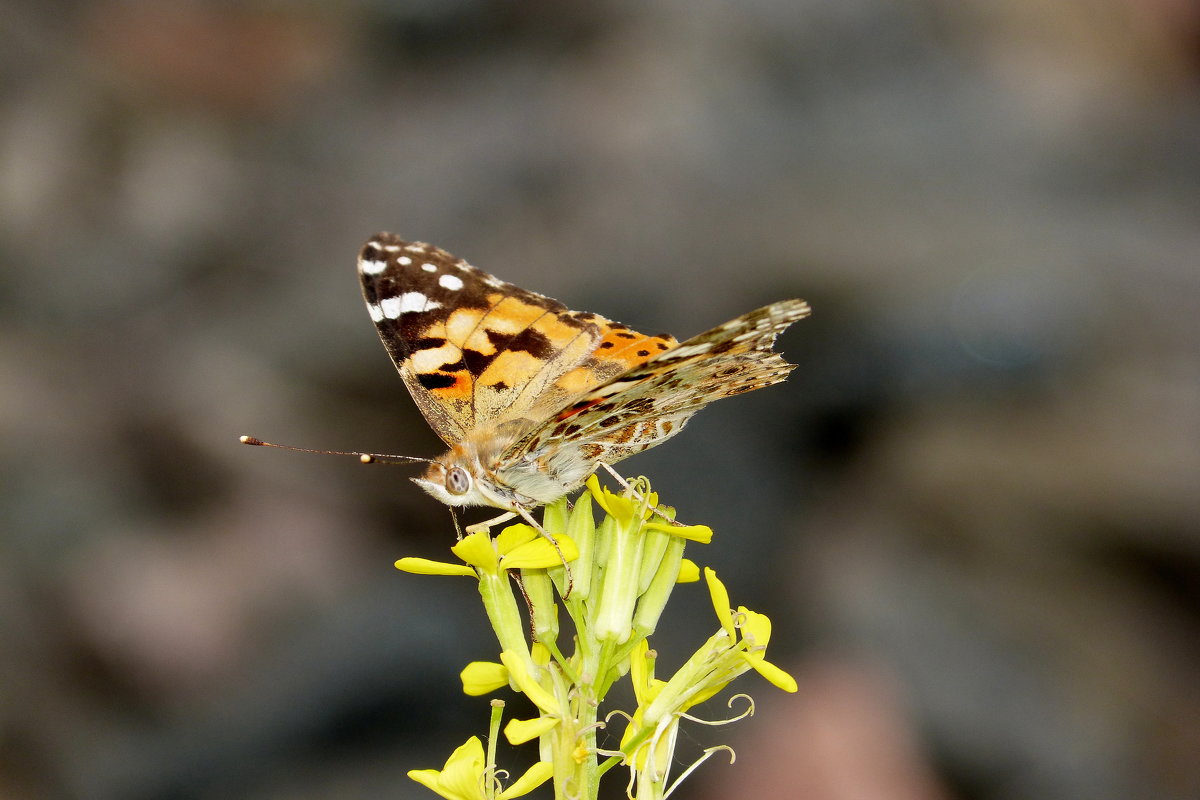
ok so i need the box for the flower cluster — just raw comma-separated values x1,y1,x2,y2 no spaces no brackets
396,476,795,800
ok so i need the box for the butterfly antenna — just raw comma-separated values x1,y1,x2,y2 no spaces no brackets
238,435,432,466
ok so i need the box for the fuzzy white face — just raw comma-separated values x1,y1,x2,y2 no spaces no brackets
412,461,501,509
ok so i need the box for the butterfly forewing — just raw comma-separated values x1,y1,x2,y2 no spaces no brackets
358,233,674,446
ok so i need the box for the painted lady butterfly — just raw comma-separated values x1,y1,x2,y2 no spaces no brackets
357,232,810,520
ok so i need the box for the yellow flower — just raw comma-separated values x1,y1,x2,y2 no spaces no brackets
620,570,797,782
704,568,797,693
395,528,577,577
585,475,638,525
408,736,552,800
586,475,713,542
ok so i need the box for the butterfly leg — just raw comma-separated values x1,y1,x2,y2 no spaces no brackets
465,511,518,535
596,461,635,493
516,507,574,600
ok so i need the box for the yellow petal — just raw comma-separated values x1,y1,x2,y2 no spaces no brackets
643,522,713,543
503,715,559,744
705,568,735,638
501,535,578,570
499,651,561,715
676,559,700,583
498,761,554,798
495,523,539,553
746,654,799,693
394,557,477,577
585,474,608,512
459,661,509,696
451,532,498,571
406,769,444,796
629,639,652,705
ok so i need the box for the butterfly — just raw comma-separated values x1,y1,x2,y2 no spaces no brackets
357,232,810,524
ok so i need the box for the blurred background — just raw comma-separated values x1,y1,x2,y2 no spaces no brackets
2,1,1198,798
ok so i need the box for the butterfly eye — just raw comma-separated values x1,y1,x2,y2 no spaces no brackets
446,466,471,495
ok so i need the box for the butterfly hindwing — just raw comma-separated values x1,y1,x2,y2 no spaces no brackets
503,299,811,472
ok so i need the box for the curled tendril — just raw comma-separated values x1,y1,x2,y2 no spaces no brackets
727,692,756,716
603,709,634,726
483,770,501,798
677,694,756,726
487,766,511,797
663,746,736,799
576,720,607,737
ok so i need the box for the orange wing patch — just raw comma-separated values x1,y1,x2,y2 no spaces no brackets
400,295,592,414
551,324,677,397
593,324,677,369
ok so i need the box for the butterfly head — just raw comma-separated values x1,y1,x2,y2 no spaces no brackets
412,448,520,511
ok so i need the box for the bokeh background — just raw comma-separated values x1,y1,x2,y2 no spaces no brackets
3,2,1198,799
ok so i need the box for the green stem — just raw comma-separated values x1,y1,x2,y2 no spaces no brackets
486,701,504,800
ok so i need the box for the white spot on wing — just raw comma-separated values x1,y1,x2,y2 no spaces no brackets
367,303,384,322
439,274,464,290
360,258,387,275
422,262,438,273
380,292,440,319
398,256,412,266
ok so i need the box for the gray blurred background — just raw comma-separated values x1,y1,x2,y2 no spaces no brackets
2,1,1198,799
